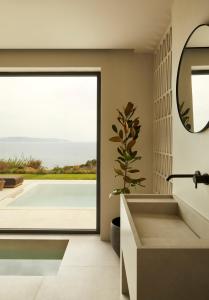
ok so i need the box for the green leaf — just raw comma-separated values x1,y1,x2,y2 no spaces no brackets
179,101,184,111
133,177,146,186
119,162,127,171
186,124,191,130
127,132,132,140
119,130,123,139
112,124,118,133
134,125,141,132
117,110,125,120
114,168,124,176
128,108,136,119
117,147,123,156
124,176,146,185
133,117,139,122
130,128,135,138
124,102,134,116
181,108,190,117
127,120,133,126
136,177,146,187
129,156,141,163
109,136,121,142
128,169,139,173
116,156,125,163
124,122,129,134
117,117,123,125
123,136,131,144
124,176,134,183
182,117,189,123
123,152,133,161
130,151,137,158
136,177,146,182
127,139,136,150
133,119,139,126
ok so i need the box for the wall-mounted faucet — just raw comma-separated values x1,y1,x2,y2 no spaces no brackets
167,170,209,189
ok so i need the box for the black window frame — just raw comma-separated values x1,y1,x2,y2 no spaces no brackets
0,71,101,235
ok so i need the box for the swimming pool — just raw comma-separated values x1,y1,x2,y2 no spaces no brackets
8,183,96,207
0,239,68,276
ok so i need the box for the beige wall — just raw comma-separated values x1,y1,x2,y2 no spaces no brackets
172,1,209,219
0,50,153,240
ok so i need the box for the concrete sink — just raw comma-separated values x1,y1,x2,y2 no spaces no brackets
120,194,209,300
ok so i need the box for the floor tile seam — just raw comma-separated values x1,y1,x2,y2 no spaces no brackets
33,277,45,300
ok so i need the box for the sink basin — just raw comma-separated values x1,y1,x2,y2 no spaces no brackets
120,194,209,300
129,199,200,247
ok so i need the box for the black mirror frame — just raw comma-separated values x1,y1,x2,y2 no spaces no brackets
176,23,209,134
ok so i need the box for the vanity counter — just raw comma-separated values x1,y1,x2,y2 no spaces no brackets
120,194,209,300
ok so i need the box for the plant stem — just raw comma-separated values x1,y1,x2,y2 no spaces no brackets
123,117,128,191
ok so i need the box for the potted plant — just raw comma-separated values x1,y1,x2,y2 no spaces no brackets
109,102,145,256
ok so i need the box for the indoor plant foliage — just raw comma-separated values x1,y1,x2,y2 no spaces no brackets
109,102,145,196
179,101,191,131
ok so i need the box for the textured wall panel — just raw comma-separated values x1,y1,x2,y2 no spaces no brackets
153,27,173,194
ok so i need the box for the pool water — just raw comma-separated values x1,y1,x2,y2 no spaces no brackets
0,239,68,276
8,183,96,207
0,259,61,276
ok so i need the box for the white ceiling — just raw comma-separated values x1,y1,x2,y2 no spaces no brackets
0,0,173,52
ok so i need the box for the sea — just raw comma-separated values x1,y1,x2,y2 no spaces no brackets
0,141,96,168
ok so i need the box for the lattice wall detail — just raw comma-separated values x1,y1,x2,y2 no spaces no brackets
153,27,173,194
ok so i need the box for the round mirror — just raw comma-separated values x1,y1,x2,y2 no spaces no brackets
177,24,209,133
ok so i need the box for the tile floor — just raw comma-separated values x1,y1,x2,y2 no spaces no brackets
0,235,129,300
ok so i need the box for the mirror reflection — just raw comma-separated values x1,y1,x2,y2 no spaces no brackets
177,24,209,133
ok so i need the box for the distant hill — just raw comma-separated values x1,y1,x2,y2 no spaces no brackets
0,137,96,167
0,137,71,143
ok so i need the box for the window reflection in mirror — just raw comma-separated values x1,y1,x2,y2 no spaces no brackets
177,24,209,133
191,71,209,132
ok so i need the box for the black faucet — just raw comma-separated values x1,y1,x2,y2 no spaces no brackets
167,170,209,189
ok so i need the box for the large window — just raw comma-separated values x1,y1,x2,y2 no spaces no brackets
0,72,100,233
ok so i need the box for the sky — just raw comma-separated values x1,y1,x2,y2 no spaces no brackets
0,76,97,142
191,74,209,132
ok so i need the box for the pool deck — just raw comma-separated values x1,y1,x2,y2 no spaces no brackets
0,180,96,230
